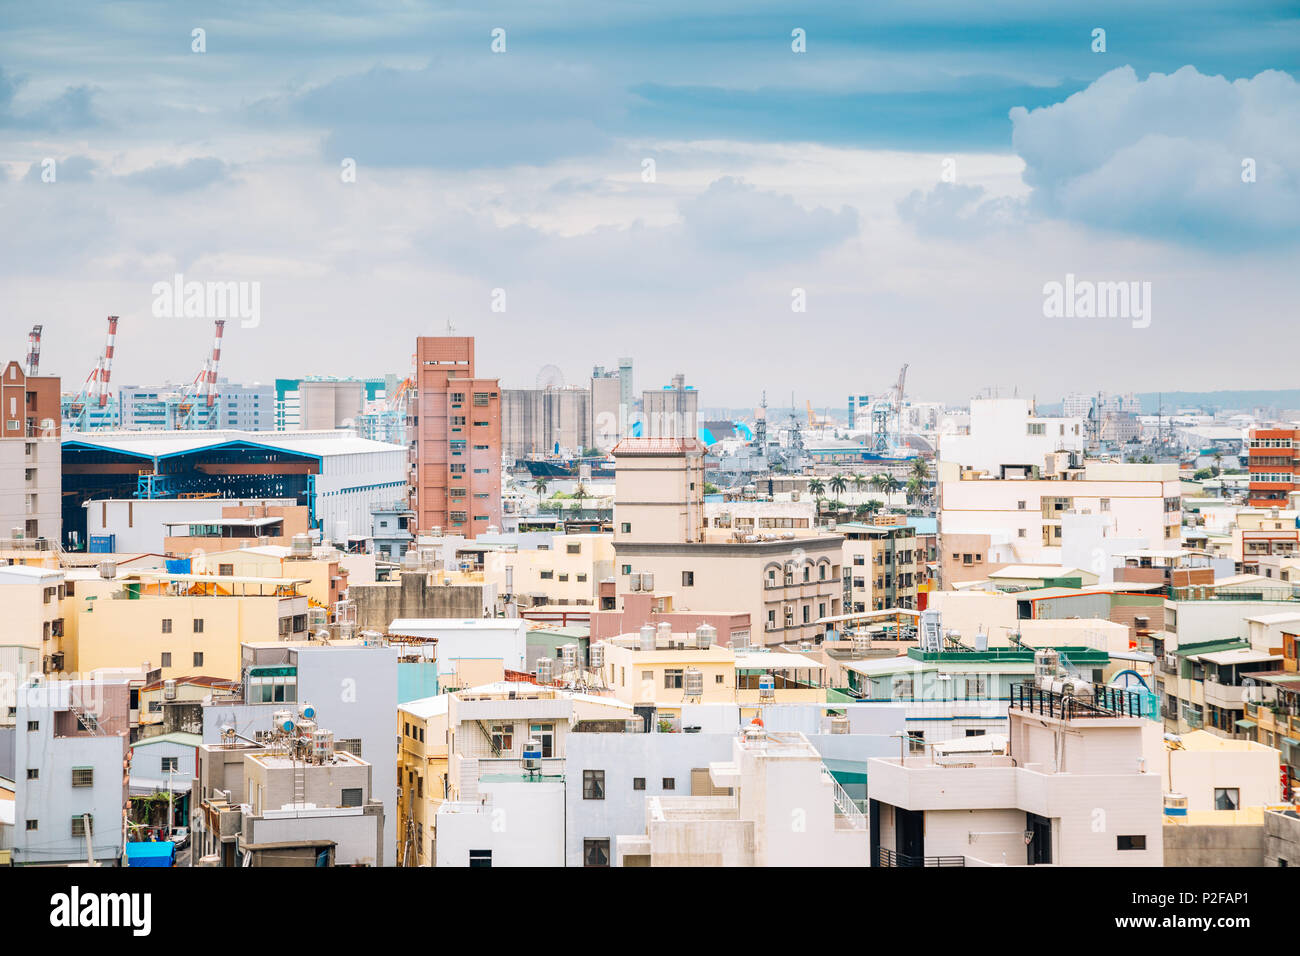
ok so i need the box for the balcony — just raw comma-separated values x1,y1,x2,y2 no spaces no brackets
877,848,966,867
1009,682,1146,720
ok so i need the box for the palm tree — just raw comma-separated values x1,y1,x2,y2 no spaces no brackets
828,474,848,509
1212,450,1223,477
808,477,826,516
870,473,889,494
905,474,924,504
863,498,884,516
852,474,867,495
909,456,929,481
572,482,589,510
532,477,549,497
882,475,900,496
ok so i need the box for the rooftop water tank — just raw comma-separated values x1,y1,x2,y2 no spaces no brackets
684,667,704,698
656,621,673,644
522,738,542,773
560,643,578,669
758,674,776,699
639,624,656,651
589,643,605,669
536,657,554,684
695,623,716,649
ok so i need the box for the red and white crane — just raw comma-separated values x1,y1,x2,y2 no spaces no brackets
67,316,120,427
178,318,226,428
26,325,42,376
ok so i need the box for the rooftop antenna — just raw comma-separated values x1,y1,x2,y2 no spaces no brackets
445,318,456,337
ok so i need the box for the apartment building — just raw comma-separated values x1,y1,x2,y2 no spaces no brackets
198,642,396,858
397,694,449,866
1246,426,1300,508
641,372,698,439
597,626,827,713
940,458,1182,583
62,569,311,681
840,522,920,612
0,565,67,675
11,678,131,866
484,533,615,608
410,336,501,539
194,726,385,867
0,360,61,545
868,679,1163,866
616,727,868,866
940,398,1084,475
612,437,843,646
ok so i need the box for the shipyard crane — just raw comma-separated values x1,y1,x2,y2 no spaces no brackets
65,316,120,430
177,319,226,429
26,325,42,376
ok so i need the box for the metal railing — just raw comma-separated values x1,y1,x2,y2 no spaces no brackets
1010,682,1144,720
877,847,965,867
821,767,866,830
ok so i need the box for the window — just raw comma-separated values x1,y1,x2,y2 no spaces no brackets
468,849,492,867
193,652,204,667
192,618,204,633
621,564,632,575
583,839,611,867
620,522,631,534
907,731,925,754
450,392,465,404
160,652,172,668
490,723,513,752
633,777,646,790
1100,498,1111,513
963,676,987,699
218,563,234,576
681,571,694,587
27,720,38,732
1027,422,1045,436
335,738,362,757
1016,500,1026,510
715,674,725,684
583,769,606,800
341,788,363,808
664,669,684,689
26,768,38,779
25,820,37,831
567,543,581,554
1117,835,1147,851
965,729,987,737
662,777,675,790
161,618,172,634
472,392,491,406
161,757,178,773
1214,788,1240,811
72,767,94,787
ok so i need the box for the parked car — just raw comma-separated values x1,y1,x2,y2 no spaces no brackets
171,826,190,849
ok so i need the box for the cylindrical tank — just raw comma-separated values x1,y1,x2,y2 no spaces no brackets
589,643,605,669
656,621,673,645
639,624,656,651
536,657,554,684
695,623,716,649
560,643,578,669
758,674,776,699
684,667,704,698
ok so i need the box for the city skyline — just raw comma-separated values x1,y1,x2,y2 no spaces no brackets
2,2,1297,404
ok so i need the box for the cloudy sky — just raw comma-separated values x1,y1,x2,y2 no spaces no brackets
1,1,1297,407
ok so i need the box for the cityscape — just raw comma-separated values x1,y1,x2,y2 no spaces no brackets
0,0,1295,929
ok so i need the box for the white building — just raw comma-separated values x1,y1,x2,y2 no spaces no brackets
615,726,869,866
940,398,1085,475
868,681,1163,866
119,381,276,431
200,641,398,860
11,677,131,866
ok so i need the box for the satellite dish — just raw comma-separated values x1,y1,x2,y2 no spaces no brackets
536,364,564,389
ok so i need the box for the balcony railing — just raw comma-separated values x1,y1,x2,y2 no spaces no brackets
877,848,965,867
1010,682,1145,720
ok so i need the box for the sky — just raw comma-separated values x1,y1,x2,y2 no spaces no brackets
1,1,1297,407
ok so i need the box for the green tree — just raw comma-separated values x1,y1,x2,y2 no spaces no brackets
852,473,867,495
808,477,826,515
532,477,549,497
828,474,848,509
905,474,924,503
909,456,929,481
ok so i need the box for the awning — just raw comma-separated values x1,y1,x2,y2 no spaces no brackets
1234,718,1257,730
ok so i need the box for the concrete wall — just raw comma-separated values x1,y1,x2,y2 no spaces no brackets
350,571,490,632
1164,821,1265,866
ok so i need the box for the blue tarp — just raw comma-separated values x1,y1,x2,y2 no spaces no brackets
165,558,191,574
125,841,175,867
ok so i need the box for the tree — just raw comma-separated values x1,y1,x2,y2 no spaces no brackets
863,498,884,515
808,477,826,514
828,474,848,509
532,477,550,497
905,474,924,503
572,482,589,510
909,456,929,481
1212,450,1223,477
852,473,867,495
882,474,900,495
870,473,889,494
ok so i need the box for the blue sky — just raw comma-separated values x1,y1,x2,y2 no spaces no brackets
1,1,1297,404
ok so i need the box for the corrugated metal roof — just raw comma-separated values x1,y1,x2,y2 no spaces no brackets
62,429,403,459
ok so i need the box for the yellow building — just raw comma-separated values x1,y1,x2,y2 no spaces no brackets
597,626,827,720
63,570,310,681
397,695,450,867
198,545,348,610
482,533,615,607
